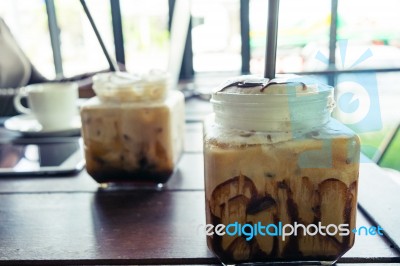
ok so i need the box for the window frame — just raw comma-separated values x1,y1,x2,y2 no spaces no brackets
43,0,400,84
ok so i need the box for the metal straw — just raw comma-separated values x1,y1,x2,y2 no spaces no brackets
80,0,119,72
264,0,280,79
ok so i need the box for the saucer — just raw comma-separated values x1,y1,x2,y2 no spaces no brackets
4,114,81,137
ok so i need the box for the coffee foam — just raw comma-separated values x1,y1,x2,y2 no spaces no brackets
92,71,168,103
215,74,327,95
210,75,335,132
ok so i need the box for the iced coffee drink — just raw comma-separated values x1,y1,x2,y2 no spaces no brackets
81,72,184,184
203,75,360,264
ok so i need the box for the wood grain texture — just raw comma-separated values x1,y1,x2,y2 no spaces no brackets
0,191,213,264
1,112,399,264
0,191,398,265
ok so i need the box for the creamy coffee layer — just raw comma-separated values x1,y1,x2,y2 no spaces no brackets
203,75,360,264
81,71,184,184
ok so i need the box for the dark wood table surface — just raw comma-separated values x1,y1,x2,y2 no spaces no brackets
0,99,399,265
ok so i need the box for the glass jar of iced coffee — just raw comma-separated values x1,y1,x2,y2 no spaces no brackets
80,72,184,185
203,75,360,265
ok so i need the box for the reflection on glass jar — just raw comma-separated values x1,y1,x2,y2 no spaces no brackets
81,72,184,186
203,75,360,265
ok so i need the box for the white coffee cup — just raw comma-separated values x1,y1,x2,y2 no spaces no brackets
14,82,79,130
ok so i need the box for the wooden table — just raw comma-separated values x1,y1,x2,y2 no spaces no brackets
0,99,399,265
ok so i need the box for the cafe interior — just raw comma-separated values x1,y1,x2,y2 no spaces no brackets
0,0,399,265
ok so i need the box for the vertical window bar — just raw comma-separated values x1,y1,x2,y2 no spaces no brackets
110,0,125,65
240,0,250,74
328,0,338,86
168,0,175,30
180,19,194,80
45,0,63,77
168,0,194,80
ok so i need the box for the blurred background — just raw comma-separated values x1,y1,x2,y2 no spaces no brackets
0,0,399,170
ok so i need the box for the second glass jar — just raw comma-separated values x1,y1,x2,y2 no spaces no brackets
81,72,185,185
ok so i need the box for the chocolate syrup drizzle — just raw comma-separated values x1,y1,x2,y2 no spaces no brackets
218,79,306,92
208,175,356,264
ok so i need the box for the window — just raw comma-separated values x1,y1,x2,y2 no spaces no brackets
337,0,400,70
249,0,331,74
120,0,170,73
54,0,114,77
191,0,242,73
0,0,54,78
1,0,399,169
